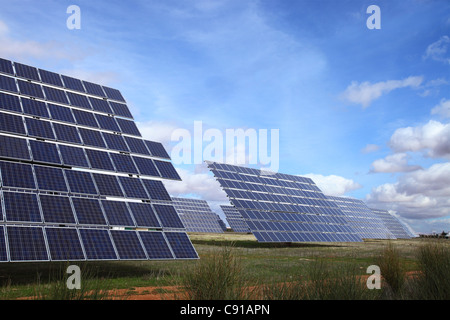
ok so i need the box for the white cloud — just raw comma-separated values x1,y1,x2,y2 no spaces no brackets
361,144,381,154
388,120,450,159
424,35,450,64
431,98,450,118
367,162,450,220
303,173,362,196
137,120,180,145
370,153,422,173
340,76,423,108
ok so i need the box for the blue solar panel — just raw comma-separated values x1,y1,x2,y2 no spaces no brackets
48,103,76,123
125,137,151,155
72,197,107,225
79,128,106,148
117,118,141,136
0,226,7,261
25,118,55,140
0,161,36,189
85,149,115,171
67,92,91,109
0,112,26,135
3,192,41,222
153,204,184,229
0,92,21,113
0,58,14,75
103,132,129,152
154,160,180,180
95,114,120,132
138,231,174,259
65,169,98,195
144,140,170,159
165,232,198,259
62,75,85,92
102,86,125,102
43,86,69,104
14,62,40,81
101,200,135,227
83,81,106,97
18,80,44,99
0,135,30,161
45,227,85,261
89,97,112,113
29,140,61,165
109,101,132,118
118,176,148,199
110,153,139,174
58,144,89,168
39,195,76,224
34,165,68,192
110,230,147,260
0,75,18,93
132,156,160,177
141,179,171,201
79,229,117,260
92,173,124,197
21,98,50,118
72,109,99,128
7,226,49,261
53,123,82,144
127,202,161,228
39,69,63,87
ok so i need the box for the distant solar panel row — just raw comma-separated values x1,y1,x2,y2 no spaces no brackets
207,161,362,243
0,226,197,262
220,205,250,233
0,59,126,103
172,197,225,233
370,208,412,239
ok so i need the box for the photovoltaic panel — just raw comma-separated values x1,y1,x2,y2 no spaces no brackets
110,230,147,260
125,136,150,155
0,161,36,189
207,161,362,243
118,176,148,199
43,86,69,104
91,173,124,197
221,205,250,233
79,128,107,148
61,75,85,93
25,118,55,140
103,132,129,152
172,197,224,233
109,101,133,119
116,118,141,136
83,81,106,97
3,192,41,223
153,204,185,229
102,86,125,102
85,149,115,172
79,229,117,260
371,208,412,239
101,200,135,227
45,227,85,261
29,140,61,165
110,153,139,174
96,114,120,132
89,97,112,113
14,62,40,81
164,232,198,259
18,80,44,99
72,198,107,225
0,92,21,113
0,112,26,135
0,58,14,75
154,160,181,180
58,145,89,168
0,226,7,262
34,165,68,192
145,140,170,159
141,179,171,201
64,169,98,195
39,195,76,224
48,103,76,123
21,98,50,118
73,109,99,128
53,123,82,144
39,69,64,87
0,135,30,161
67,92,92,110
127,202,161,228
138,231,174,259
0,75,18,93
7,226,49,261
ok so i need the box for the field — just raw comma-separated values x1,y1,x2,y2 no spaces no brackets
0,232,448,300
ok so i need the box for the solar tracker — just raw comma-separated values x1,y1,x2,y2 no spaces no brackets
207,161,362,243
0,58,196,262
221,205,250,233
172,197,225,233
370,208,412,239
327,196,395,239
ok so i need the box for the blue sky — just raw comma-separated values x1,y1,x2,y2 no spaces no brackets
1,0,449,234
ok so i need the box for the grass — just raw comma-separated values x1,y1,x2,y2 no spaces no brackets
0,234,448,300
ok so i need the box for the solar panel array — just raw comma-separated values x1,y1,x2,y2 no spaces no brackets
207,161,362,243
370,208,412,239
221,205,250,233
0,58,198,262
172,197,225,233
326,196,395,239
